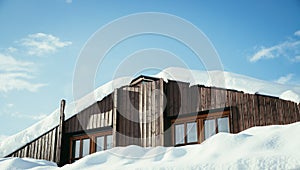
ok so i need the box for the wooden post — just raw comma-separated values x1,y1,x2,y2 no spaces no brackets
112,89,118,147
143,84,147,147
151,81,156,147
138,85,143,146
159,78,164,146
56,99,65,165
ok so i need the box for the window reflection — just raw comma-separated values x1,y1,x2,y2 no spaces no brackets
82,138,90,157
218,117,229,133
106,135,113,150
96,136,104,152
204,119,216,139
187,122,197,143
73,140,80,158
175,124,184,145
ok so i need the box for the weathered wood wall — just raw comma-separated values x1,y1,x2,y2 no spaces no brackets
6,126,59,162
164,80,300,134
64,94,114,133
6,78,300,164
6,94,115,164
116,80,164,147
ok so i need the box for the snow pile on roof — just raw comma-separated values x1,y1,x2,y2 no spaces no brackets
1,67,299,157
155,67,300,103
1,122,300,169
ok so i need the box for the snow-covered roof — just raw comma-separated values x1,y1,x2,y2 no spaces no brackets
1,67,299,157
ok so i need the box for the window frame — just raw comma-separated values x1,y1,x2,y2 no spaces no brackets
94,133,113,152
70,135,91,162
173,121,199,146
171,110,230,146
69,130,112,163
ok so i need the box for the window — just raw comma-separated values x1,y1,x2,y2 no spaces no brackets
95,134,113,152
174,121,198,146
175,124,184,145
218,117,229,133
82,138,90,157
70,137,90,162
72,140,80,159
96,136,104,152
70,131,112,163
187,122,198,143
106,135,113,149
172,110,230,146
204,119,216,139
204,117,230,139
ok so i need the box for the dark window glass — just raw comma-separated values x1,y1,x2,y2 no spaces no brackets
82,138,90,157
218,117,229,133
204,119,216,139
73,140,80,158
96,136,104,152
187,122,198,143
106,135,113,150
175,124,184,145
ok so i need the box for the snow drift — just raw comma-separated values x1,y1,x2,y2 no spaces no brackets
1,67,300,157
1,121,300,169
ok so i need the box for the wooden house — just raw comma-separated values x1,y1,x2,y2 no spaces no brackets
6,75,300,166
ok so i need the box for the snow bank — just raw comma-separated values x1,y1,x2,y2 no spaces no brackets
1,67,300,157
1,122,300,169
0,157,57,170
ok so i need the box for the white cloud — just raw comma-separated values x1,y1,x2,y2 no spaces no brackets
0,53,46,93
66,0,72,3
1,103,47,121
0,72,46,92
0,53,33,72
291,55,300,62
249,40,300,62
6,103,14,108
7,47,17,53
20,33,72,56
275,73,294,84
294,30,300,37
249,30,300,63
0,32,70,92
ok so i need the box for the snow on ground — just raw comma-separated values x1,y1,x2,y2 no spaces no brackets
0,157,57,170
1,67,300,157
1,121,300,170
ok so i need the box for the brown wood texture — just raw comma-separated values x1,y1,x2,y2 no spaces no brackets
6,78,300,165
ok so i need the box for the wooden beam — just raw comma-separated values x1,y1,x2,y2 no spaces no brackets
151,81,156,146
112,89,118,147
138,85,143,146
56,99,65,165
159,78,164,146
143,84,147,147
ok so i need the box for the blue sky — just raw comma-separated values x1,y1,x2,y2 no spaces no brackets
0,0,299,137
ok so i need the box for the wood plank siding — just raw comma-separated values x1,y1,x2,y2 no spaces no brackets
64,94,114,134
116,80,164,147
164,80,300,134
6,76,300,166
